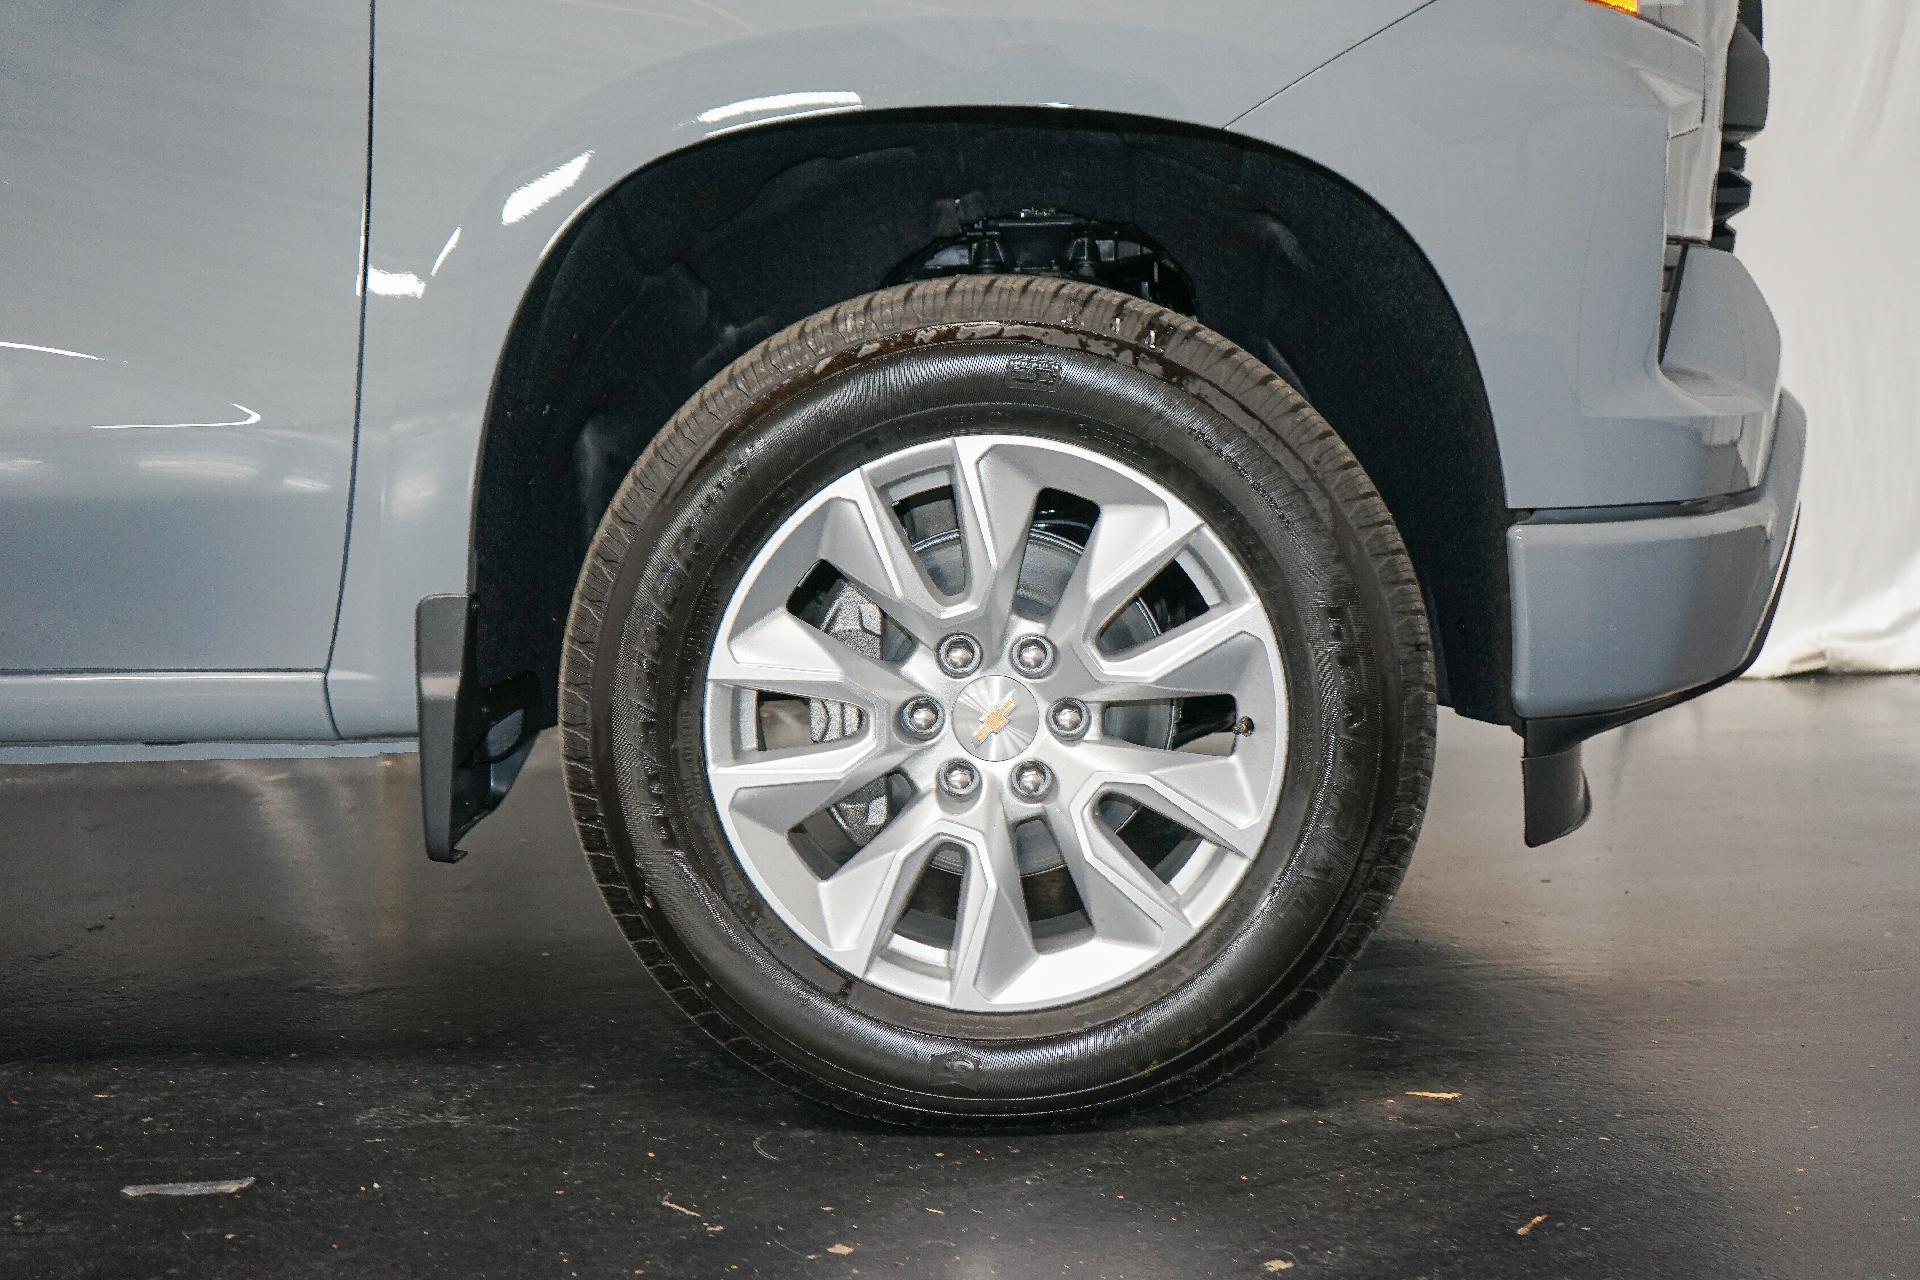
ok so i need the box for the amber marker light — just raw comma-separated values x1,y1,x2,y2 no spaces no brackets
1584,0,1641,13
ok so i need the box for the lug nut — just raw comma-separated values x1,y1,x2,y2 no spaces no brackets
899,696,944,739
938,758,981,799
937,633,982,677
1010,634,1056,677
942,760,979,797
1010,759,1054,802
1047,698,1089,740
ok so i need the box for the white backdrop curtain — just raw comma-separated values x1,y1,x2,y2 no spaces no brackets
1740,4,1920,674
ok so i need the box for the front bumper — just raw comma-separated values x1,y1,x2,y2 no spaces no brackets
1508,388,1803,723
1505,386,1803,845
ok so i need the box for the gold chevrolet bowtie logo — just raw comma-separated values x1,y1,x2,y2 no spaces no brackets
973,694,1020,745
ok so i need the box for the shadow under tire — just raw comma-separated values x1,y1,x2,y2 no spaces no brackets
560,276,1435,1124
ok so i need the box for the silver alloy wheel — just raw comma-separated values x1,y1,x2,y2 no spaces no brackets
703,435,1289,1012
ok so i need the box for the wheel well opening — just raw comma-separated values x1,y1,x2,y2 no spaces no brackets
471,110,1513,730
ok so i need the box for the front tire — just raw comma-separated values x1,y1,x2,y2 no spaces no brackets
561,277,1434,1123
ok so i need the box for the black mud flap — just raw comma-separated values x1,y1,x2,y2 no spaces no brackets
1521,739,1592,848
416,594,541,863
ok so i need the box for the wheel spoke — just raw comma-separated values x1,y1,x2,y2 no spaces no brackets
727,475,952,649
819,471,956,646
709,732,914,839
1051,502,1202,641
946,437,1044,628
711,610,918,709
1070,740,1265,856
948,798,1038,1008
1056,806,1195,951
1093,601,1270,702
817,793,944,971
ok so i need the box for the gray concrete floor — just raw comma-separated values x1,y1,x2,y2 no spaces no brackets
1,676,1915,1279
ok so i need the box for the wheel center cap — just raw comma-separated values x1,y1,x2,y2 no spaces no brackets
953,675,1037,762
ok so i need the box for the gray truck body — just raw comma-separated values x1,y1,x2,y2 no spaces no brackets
0,0,1797,844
